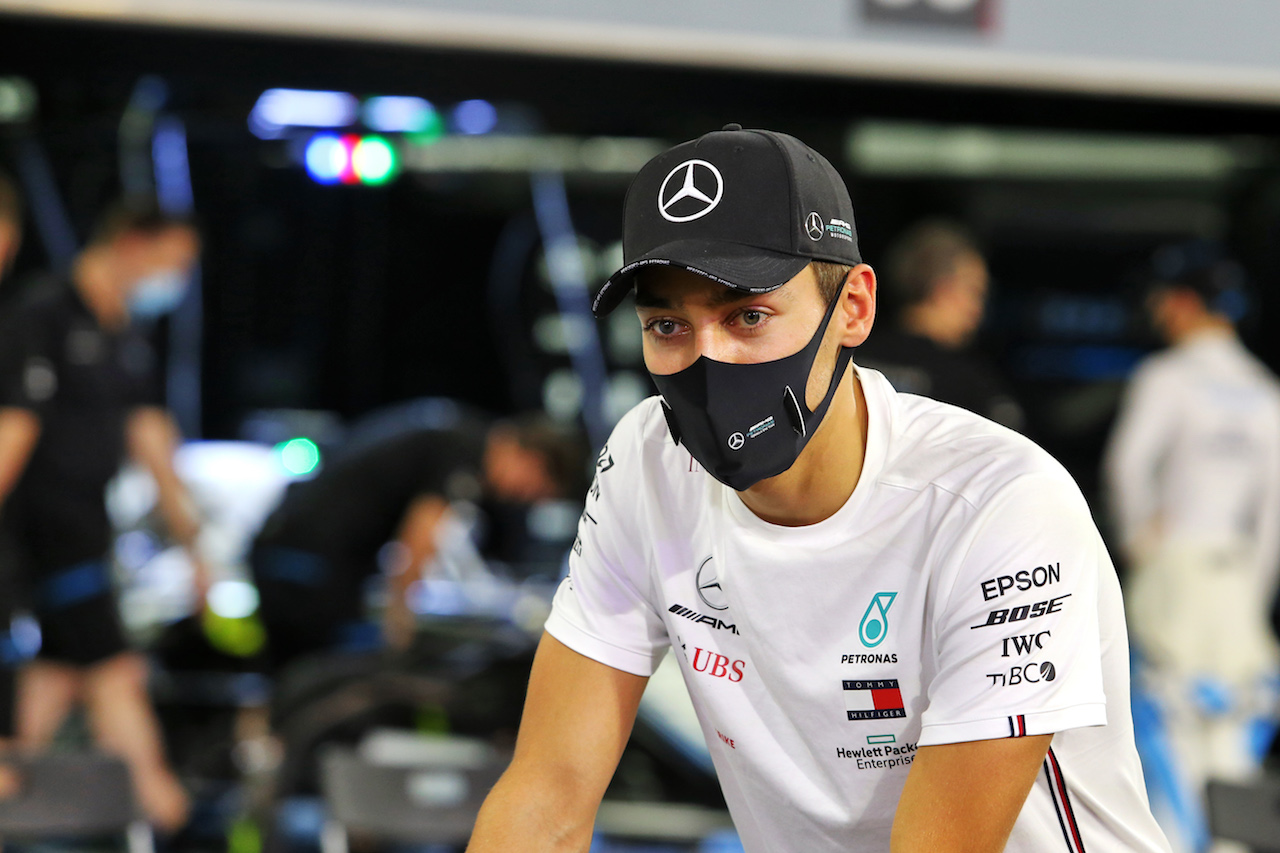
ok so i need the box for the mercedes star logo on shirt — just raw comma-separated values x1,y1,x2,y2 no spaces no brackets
658,160,725,223
696,556,729,611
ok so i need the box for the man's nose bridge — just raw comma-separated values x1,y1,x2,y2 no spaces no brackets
695,322,740,364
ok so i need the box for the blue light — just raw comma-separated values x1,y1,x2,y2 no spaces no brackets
453,99,498,135
304,134,348,184
250,88,358,139
363,96,436,133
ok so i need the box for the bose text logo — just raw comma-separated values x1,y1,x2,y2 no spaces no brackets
658,160,724,223
970,594,1071,629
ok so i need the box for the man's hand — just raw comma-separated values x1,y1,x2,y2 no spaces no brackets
467,633,648,852
891,734,1051,853
383,594,415,652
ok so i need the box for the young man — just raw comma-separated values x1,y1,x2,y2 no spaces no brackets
856,218,1023,430
1104,244,1280,853
0,197,206,831
467,126,1168,852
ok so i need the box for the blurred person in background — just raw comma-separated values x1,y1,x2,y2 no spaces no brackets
0,171,23,798
0,172,19,284
1103,242,1280,853
856,218,1024,430
249,415,583,670
0,197,209,832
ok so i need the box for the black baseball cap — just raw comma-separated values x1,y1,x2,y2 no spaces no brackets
593,124,862,317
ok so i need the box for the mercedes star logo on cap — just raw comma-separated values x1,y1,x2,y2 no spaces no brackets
658,160,724,223
806,212,825,242
727,432,745,450
696,556,729,611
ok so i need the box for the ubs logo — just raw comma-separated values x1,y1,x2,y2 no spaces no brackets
658,160,724,223
696,556,728,611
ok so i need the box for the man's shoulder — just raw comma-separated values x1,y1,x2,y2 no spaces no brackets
0,278,72,328
882,392,1075,509
594,397,706,502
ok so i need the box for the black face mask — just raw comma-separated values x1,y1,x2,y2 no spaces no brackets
650,295,854,492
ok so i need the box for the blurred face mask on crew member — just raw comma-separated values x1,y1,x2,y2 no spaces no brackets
128,269,189,319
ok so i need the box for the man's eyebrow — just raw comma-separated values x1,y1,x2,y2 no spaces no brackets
635,286,760,310
634,290,672,309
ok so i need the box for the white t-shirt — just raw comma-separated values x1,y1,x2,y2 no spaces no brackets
547,367,1169,853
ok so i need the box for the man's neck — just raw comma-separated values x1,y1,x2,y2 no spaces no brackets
72,249,128,330
737,366,868,527
1169,315,1234,346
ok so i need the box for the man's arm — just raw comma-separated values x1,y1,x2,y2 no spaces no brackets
467,632,648,852
383,494,450,650
126,406,209,599
892,734,1051,853
0,407,40,510
1102,365,1177,562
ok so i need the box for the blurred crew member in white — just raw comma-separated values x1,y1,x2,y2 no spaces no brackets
1104,242,1280,853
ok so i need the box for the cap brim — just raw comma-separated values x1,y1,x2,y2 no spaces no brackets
593,240,812,317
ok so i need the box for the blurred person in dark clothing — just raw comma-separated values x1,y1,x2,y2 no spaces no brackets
250,416,583,669
856,219,1024,430
0,171,22,800
0,197,207,831
0,172,19,284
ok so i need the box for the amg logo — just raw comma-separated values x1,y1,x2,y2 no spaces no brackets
669,604,739,635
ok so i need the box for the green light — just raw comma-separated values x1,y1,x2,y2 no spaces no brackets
278,437,321,475
352,135,398,185
407,111,445,146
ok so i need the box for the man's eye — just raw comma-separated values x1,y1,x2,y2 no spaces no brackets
646,319,679,336
742,311,764,327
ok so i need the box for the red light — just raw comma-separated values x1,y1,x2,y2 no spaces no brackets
339,135,361,184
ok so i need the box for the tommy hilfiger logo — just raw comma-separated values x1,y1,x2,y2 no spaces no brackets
843,679,906,721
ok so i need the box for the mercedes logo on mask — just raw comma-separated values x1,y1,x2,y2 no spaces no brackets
696,556,729,611
806,212,825,242
727,432,745,450
658,160,724,223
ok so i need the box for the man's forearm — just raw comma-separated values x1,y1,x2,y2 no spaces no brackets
468,761,598,853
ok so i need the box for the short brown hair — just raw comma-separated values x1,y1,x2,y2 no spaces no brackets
88,196,197,247
813,261,853,305
884,219,980,307
506,414,589,499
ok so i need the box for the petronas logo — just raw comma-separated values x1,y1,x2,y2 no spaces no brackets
859,592,898,648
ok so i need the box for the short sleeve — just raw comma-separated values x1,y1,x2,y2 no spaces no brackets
0,304,58,416
918,472,1108,746
544,406,670,677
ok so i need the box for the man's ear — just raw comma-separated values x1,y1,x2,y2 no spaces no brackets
838,264,877,348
